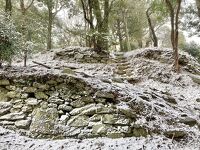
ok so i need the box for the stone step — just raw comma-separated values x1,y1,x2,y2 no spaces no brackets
114,57,126,61
117,62,131,66
115,52,125,56
115,59,128,63
126,69,133,74
114,70,127,75
126,77,141,84
117,65,130,70
126,72,133,76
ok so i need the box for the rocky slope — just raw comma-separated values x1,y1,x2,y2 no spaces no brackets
0,47,200,149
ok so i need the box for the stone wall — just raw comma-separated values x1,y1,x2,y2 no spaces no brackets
0,74,138,139
53,47,111,63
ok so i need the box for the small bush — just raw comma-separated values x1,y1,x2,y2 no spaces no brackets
0,12,22,66
182,41,200,63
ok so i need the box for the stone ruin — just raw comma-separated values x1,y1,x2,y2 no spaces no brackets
0,47,200,141
0,74,139,139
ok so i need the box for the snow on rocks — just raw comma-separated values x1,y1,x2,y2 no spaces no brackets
0,47,199,149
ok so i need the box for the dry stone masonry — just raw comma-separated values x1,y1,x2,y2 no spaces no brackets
0,47,200,141
54,47,111,63
0,74,139,139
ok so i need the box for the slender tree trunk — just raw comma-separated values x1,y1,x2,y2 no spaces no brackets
20,0,27,67
174,0,182,73
47,8,53,50
146,8,158,47
116,19,124,51
165,0,182,73
102,0,109,50
5,0,12,16
80,0,95,48
20,0,34,67
84,6,90,47
84,19,89,47
88,0,95,48
123,10,131,51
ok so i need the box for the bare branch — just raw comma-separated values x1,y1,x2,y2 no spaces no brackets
80,0,94,29
25,0,34,11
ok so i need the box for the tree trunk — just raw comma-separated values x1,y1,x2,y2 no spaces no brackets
81,0,111,52
165,0,182,73
5,0,12,16
116,19,124,51
88,0,95,48
93,0,110,51
20,0,27,67
80,0,95,48
46,0,54,50
196,0,200,18
93,0,103,51
174,0,182,73
123,10,131,51
102,0,109,50
146,8,158,47
20,0,34,67
47,6,53,50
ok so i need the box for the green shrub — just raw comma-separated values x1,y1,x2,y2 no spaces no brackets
0,12,22,66
182,41,200,63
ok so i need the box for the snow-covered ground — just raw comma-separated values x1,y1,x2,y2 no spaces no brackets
1,126,200,150
1,47,200,150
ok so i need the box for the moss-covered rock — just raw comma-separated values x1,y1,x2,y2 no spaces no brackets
92,124,108,135
62,68,75,75
0,79,10,86
6,91,20,98
35,92,48,100
164,130,187,139
69,104,95,116
132,127,148,137
107,133,125,138
0,87,9,102
103,114,130,125
95,91,114,99
30,108,59,136
24,87,37,93
33,83,49,91
70,100,85,108
67,116,89,127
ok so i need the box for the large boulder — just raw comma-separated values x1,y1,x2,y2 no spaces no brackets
30,108,59,136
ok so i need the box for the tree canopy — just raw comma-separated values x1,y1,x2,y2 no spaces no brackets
0,0,199,70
